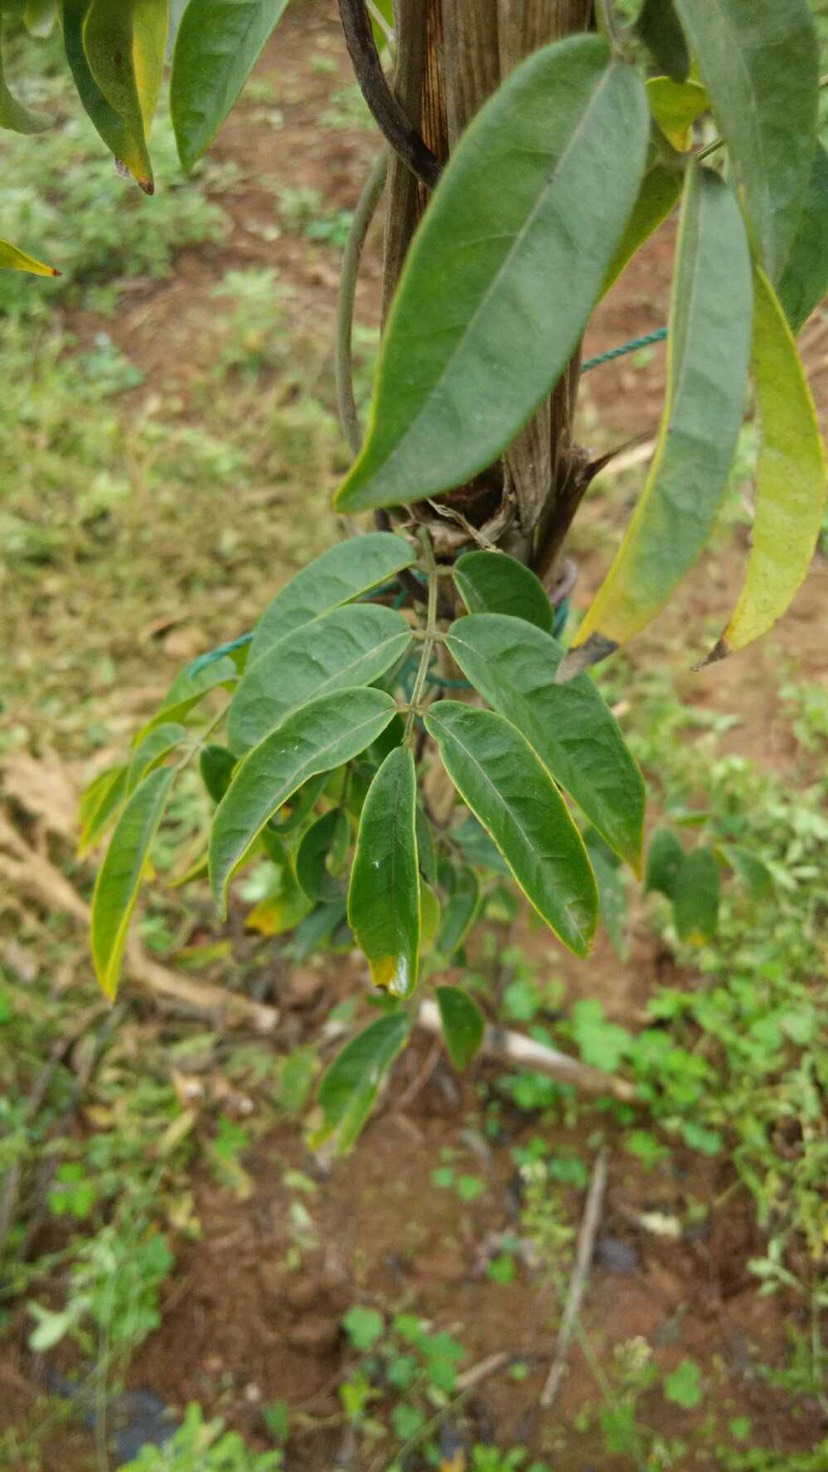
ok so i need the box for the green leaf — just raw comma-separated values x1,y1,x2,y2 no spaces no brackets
415,805,437,884
91,766,175,998
571,997,630,1072
435,866,480,962
722,843,774,900
704,268,826,664
776,144,828,334
335,36,649,512
672,847,719,942
453,552,552,633
436,985,485,1071
453,816,510,875
63,0,153,190
138,654,237,739
348,747,420,998
82,0,162,157
636,0,690,81
249,532,415,662
564,164,752,674
199,743,237,805
0,41,49,133
210,688,397,911
0,238,59,276
171,0,290,171
315,1013,410,1153
446,614,644,871
296,809,350,902
125,722,188,793
602,163,682,296
228,603,411,753
77,765,128,858
424,702,598,957
664,1359,704,1409
646,76,709,152
644,827,685,899
674,0,818,280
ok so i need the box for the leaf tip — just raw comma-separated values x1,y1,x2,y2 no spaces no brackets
693,636,730,671
555,634,618,683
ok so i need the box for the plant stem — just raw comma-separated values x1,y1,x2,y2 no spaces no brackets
404,530,439,745
335,149,388,457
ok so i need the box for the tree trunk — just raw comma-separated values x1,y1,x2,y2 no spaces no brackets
383,0,594,576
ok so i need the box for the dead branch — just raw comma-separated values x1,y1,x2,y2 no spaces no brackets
540,1146,609,1409
416,999,636,1101
0,818,278,1033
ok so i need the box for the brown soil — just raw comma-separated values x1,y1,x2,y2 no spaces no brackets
2,3,827,1470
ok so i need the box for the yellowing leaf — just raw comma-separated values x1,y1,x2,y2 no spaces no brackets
83,0,154,169
703,268,827,663
561,165,752,675
70,0,154,190
646,76,709,151
0,238,59,276
132,0,168,136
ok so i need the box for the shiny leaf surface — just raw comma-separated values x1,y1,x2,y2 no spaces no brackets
250,532,415,662
229,603,411,752
453,551,552,633
425,702,598,957
336,37,649,511
210,688,396,911
348,747,420,998
446,614,644,870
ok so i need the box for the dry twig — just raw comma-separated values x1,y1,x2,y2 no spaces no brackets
540,1147,609,1409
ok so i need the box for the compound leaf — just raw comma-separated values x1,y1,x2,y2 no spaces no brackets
336,36,649,512
424,702,598,957
210,687,396,911
348,747,420,998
